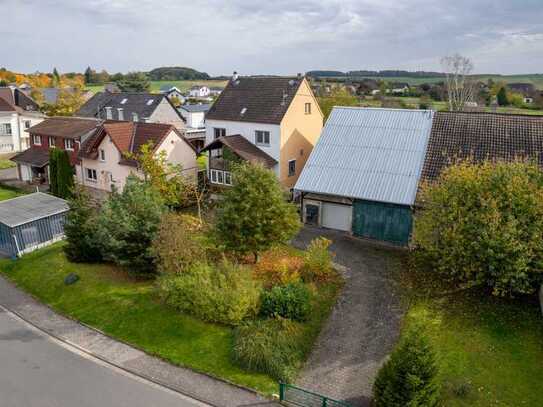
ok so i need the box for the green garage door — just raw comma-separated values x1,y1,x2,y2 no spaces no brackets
352,200,412,246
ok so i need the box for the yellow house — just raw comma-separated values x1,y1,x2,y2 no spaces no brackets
203,74,324,189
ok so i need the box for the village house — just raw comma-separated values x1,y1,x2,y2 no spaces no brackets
295,107,543,246
507,83,538,104
77,121,197,197
189,85,211,98
76,91,185,130
11,117,102,183
202,73,323,189
0,86,45,152
179,103,211,150
159,85,186,105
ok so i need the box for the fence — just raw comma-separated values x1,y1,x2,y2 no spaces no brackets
279,383,352,407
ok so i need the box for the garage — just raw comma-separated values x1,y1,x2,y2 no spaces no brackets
321,202,352,231
352,200,412,245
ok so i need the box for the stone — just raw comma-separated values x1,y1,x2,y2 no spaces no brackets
64,273,80,286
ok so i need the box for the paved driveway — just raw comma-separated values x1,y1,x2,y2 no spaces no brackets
0,307,207,407
292,227,405,407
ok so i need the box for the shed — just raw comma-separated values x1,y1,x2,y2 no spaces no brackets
0,193,69,257
294,107,434,245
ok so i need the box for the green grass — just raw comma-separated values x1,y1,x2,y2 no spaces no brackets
0,185,23,201
399,265,543,406
0,159,15,170
0,244,339,395
86,80,228,94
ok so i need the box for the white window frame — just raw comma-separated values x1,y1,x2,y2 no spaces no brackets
224,171,232,185
288,159,296,177
117,108,124,121
214,128,226,139
105,107,112,120
48,136,55,148
85,168,97,182
32,134,41,145
210,169,218,183
255,130,270,146
0,123,12,135
99,149,106,162
132,112,139,122
210,169,232,186
64,139,74,151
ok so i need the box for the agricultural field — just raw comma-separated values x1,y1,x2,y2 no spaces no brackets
85,80,228,94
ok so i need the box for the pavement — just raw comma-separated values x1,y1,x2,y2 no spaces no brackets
292,227,406,407
0,306,207,407
0,276,279,407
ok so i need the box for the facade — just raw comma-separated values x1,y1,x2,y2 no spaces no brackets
295,107,434,246
0,192,69,257
78,122,198,194
11,117,102,183
189,86,210,98
179,104,210,129
0,87,45,152
204,75,323,189
76,91,185,130
160,86,186,104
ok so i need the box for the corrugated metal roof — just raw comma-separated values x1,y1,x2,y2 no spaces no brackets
0,193,69,228
295,107,434,206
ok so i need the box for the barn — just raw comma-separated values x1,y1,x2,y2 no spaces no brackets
294,107,434,246
0,192,69,257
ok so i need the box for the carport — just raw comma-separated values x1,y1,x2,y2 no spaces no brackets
0,192,69,257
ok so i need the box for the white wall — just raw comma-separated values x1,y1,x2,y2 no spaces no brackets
149,99,185,130
0,112,43,152
205,119,281,174
185,111,205,129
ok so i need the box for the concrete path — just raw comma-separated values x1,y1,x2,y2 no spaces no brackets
0,276,278,407
0,306,207,407
292,227,406,407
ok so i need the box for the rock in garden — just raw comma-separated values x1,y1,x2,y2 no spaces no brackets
64,273,80,285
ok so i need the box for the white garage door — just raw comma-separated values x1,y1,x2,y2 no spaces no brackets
321,202,352,232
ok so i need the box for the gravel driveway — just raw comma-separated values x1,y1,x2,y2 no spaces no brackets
292,227,406,407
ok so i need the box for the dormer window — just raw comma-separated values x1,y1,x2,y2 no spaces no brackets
117,108,124,121
105,107,112,120
132,112,139,122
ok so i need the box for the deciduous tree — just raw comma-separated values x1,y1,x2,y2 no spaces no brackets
441,54,476,111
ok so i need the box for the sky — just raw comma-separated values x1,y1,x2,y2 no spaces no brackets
3,0,543,76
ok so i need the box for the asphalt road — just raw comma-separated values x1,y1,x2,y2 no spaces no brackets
0,307,207,407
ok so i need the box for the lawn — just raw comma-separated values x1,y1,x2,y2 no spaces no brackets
86,80,228,94
0,159,15,170
0,185,23,201
0,243,340,395
399,265,543,406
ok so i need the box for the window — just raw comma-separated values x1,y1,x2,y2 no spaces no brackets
64,139,74,151
48,136,55,148
24,120,31,129
224,171,232,185
210,169,232,185
305,102,312,114
210,169,218,183
117,108,124,121
32,135,41,145
255,130,270,146
105,107,112,120
288,159,296,177
1,123,12,135
217,171,224,184
99,149,105,161
132,112,139,122
214,128,226,139
86,168,97,181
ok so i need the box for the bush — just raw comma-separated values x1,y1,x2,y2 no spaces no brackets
232,318,303,381
373,330,440,407
301,237,335,282
253,247,303,287
413,160,543,296
152,212,207,275
63,187,102,263
157,261,261,325
96,176,165,276
260,283,311,321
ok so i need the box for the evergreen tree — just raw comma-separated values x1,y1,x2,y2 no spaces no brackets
48,148,58,196
55,149,74,199
215,163,300,262
52,67,61,87
115,72,150,92
373,330,440,407
84,66,94,85
63,187,102,262
497,87,509,106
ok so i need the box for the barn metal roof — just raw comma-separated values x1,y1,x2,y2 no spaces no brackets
295,107,434,206
0,192,69,228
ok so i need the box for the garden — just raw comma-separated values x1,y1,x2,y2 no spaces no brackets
0,154,341,395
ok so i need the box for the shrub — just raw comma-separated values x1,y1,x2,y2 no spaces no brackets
301,237,335,282
96,176,165,276
152,212,207,275
214,162,301,262
260,283,311,321
373,330,440,407
232,318,303,381
157,261,261,325
63,187,102,263
253,247,303,287
413,160,543,297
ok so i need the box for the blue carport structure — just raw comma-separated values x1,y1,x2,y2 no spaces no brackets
0,192,69,258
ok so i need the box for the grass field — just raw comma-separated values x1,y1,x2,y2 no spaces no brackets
0,185,23,201
0,243,340,395
85,80,228,94
399,264,543,406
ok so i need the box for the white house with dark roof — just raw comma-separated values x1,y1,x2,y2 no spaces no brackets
76,91,185,130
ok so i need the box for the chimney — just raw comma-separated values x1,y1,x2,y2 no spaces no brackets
297,73,302,79
232,71,239,81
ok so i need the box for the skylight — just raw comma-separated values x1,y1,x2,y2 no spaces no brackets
120,98,128,104
146,99,154,106
240,107,247,115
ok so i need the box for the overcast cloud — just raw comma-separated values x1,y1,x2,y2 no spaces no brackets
3,0,542,75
